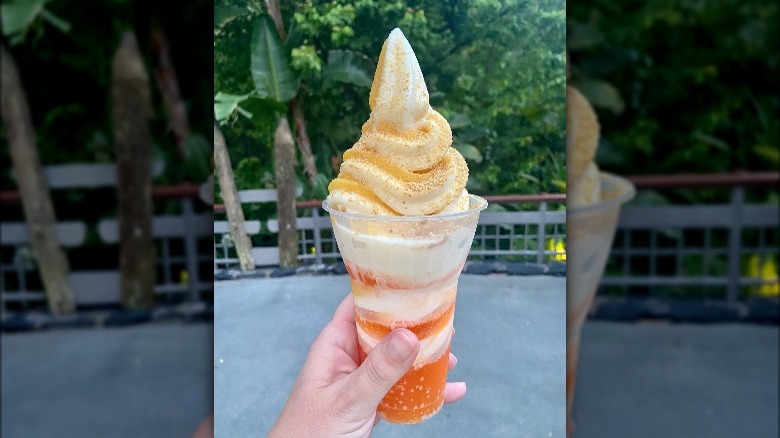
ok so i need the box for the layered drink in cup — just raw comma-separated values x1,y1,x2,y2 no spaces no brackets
566,85,635,435
323,28,486,424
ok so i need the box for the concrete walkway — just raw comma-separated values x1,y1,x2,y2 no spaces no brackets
214,275,567,438
6,276,772,438
573,321,779,437
1,323,212,438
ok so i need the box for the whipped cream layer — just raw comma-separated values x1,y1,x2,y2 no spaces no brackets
352,280,457,323
331,218,475,285
328,28,469,216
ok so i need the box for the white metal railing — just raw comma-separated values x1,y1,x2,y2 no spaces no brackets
213,192,567,269
4,166,776,314
0,163,213,314
602,186,779,302
213,184,778,304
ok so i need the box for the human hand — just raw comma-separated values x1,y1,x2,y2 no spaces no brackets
269,293,466,438
191,412,213,438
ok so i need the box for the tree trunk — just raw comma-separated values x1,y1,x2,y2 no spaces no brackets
151,26,190,157
289,96,317,184
112,32,156,310
214,123,255,270
264,0,318,184
274,117,299,268
264,0,287,42
1,45,75,314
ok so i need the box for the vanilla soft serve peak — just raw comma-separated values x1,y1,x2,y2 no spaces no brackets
327,28,469,216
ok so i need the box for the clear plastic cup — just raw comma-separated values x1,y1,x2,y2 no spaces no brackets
566,172,635,435
323,195,487,424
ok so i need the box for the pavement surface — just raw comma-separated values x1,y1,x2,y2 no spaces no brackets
573,321,780,438
1,323,212,438
5,276,774,438
214,274,567,438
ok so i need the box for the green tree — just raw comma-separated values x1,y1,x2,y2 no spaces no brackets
215,0,566,201
568,0,778,204
1,0,214,188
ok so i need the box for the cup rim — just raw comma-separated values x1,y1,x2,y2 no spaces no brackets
567,172,636,215
322,194,488,221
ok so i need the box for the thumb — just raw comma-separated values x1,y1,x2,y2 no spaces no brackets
344,329,420,415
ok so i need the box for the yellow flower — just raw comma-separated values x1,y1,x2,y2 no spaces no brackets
546,238,566,262
746,254,779,297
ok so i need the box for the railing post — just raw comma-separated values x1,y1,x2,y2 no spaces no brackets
223,234,231,268
182,198,199,306
727,186,744,303
537,201,547,264
16,253,26,307
312,208,323,265
213,236,219,272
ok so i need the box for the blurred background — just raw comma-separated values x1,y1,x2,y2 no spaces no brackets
567,1,779,437
2,1,213,436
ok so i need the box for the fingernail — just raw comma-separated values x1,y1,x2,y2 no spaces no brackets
386,329,416,362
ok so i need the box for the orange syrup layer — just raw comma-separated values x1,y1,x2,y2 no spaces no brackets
359,342,451,424
355,298,455,341
350,278,456,303
344,259,464,291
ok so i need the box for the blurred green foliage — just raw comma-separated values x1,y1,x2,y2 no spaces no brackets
568,0,779,204
1,0,214,188
215,0,567,201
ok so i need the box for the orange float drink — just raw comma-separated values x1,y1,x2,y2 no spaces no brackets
324,27,485,424
325,195,486,423
566,172,634,434
567,83,637,435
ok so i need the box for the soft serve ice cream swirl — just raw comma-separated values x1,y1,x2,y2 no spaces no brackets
327,28,469,216
567,85,602,208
